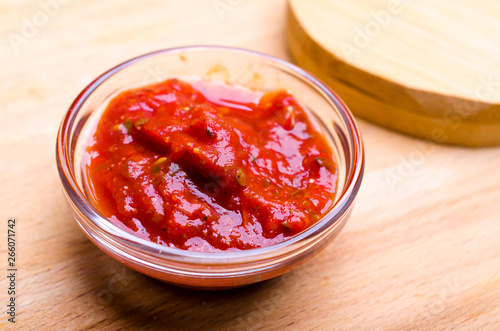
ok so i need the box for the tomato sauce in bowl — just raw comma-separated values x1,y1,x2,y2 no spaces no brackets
57,46,364,288
84,78,337,252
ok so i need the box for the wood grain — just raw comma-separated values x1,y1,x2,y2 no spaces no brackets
1,0,500,330
287,0,500,146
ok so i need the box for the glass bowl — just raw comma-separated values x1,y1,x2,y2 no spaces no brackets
56,46,364,289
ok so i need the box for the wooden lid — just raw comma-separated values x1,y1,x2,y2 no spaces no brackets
287,0,500,146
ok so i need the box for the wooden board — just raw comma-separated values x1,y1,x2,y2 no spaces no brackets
1,0,500,330
287,0,500,146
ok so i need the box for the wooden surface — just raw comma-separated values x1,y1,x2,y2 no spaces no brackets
287,0,500,146
1,0,500,330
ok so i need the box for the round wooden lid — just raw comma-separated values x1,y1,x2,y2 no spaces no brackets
287,0,500,146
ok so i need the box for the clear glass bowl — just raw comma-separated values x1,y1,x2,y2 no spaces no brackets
56,46,364,289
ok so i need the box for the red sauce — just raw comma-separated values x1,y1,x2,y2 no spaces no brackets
84,78,337,252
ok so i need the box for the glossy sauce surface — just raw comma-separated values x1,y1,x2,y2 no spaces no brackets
85,78,337,251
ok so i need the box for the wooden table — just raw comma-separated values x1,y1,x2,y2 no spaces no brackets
1,0,499,329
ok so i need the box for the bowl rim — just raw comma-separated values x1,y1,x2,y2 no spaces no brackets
56,45,364,264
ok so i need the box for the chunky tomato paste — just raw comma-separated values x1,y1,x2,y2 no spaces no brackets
84,78,337,251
